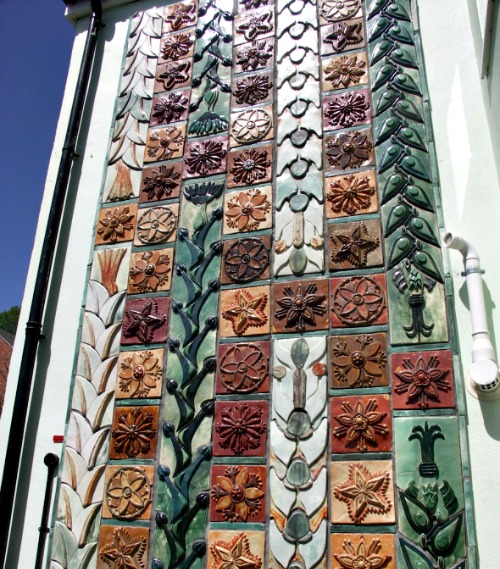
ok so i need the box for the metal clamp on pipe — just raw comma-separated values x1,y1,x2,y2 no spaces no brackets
443,232,500,399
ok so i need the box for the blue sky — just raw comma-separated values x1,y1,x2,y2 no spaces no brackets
0,1,75,311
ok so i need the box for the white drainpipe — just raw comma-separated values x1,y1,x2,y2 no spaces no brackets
443,232,499,398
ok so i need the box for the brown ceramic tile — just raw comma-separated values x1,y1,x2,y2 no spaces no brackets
213,400,268,456
221,234,271,284
235,38,275,74
234,6,275,46
155,58,193,94
116,348,164,399
331,460,395,525
163,0,197,33
121,296,170,345
160,30,195,63
325,169,378,218
331,533,395,569
323,89,372,131
102,464,154,520
223,186,273,234
109,405,159,460
219,285,271,337
133,204,179,246
391,349,456,410
320,18,365,56
144,124,186,163
97,525,149,569
210,464,267,522
324,128,374,173
232,71,274,108
227,144,273,188
230,104,274,147
322,51,369,91
128,248,174,294
95,204,137,245
182,135,228,179
217,341,270,394
273,278,329,333
328,219,383,271
150,90,191,127
140,161,183,203
207,530,265,568
330,274,388,328
329,333,388,389
331,394,392,453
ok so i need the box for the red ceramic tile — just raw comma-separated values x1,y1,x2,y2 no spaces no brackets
183,135,228,179
121,296,170,345
213,400,268,457
325,169,378,218
323,89,372,131
210,464,266,522
150,90,191,127
328,219,383,270
227,144,273,188
330,394,392,453
140,162,182,203
221,235,271,284
109,405,159,460
391,349,456,410
330,274,388,328
217,341,270,394
235,38,275,74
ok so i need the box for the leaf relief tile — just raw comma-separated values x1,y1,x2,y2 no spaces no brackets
217,341,270,394
116,349,164,399
328,219,383,270
102,465,154,521
134,204,179,245
95,204,137,245
219,285,271,337
222,235,271,284
325,170,378,218
223,186,272,234
110,405,159,459
128,248,173,293
97,525,149,569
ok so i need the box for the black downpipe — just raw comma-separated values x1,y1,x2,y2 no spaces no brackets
35,453,60,569
0,2,102,567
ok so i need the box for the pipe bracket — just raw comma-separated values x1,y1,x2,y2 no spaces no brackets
461,268,485,277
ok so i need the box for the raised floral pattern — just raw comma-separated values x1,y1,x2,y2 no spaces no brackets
326,174,376,215
209,532,262,569
122,298,167,344
152,92,189,125
106,467,152,520
97,206,135,243
161,32,193,61
332,276,386,326
219,343,268,393
326,131,373,169
142,165,180,201
225,188,271,232
229,148,271,186
231,108,272,144
111,407,156,458
136,206,177,244
223,238,269,283
185,139,227,176
211,466,264,521
330,222,379,267
324,91,370,128
324,20,364,52
129,250,172,293
215,402,267,455
324,54,366,88
275,282,327,331
118,350,162,398
165,1,196,31
157,60,192,91
236,40,273,72
146,126,185,161
333,536,392,569
222,288,268,335
321,0,361,22
237,10,273,41
233,74,272,105
99,528,147,569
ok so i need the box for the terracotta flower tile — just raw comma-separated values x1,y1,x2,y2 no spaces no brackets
95,204,137,245
232,71,274,108
273,279,329,333
102,464,154,521
330,274,388,328
216,341,270,394
235,38,275,74
227,144,273,188
207,530,265,569
133,204,179,246
320,18,365,55
223,186,273,234
163,0,197,33
219,285,271,337
140,161,182,203
116,349,164,399
324,128,374,173
154,58,193,93
328,219,383,270
144,124,186,163
325,169,378,218
230,104,274,147
121,296,170,345
391,349,456,410
331,460,395,525
331,533,395,569
109,405,159,460
213,400,268,456
331,394,392,453
329,333,388,389
221,234,271,284
210,464,266,522
234,6,275,46
323,89,371,131
150,90,191,127
128,248,174,294
160,30,195,63
97,525,149,569
322,52,368,92
182,135,228,179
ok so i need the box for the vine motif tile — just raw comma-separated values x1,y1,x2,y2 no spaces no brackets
133,204,179,246
219,285,271,337
128,248,174,293
102,465,154,521
330,533,395,569
116,348,164,399
230,105,274,147
207,531,265,569
232,71,274,108
324,128,375,172
227,144,273,188
323,89,372,131
221,234,272,284
217,340,270,394
321,52,368,91
109,405,159,460
95,204,137,245
391,350,455,410
234,6,275,45
223,186,273,234
150,90,191,127
210,464,267,522
331,394,392,453
320,17,365,55
325,170,378,218
331,460,395,525
144,124,186,163
154,58,193,93
97,525,149,569
160,30,195,62
121,296,170,345
330,274,388,328
213,400,268,456
235,38,275,74
140,162,182,203
328,219,383,270
183,136,228,178
163,0,197,33
329,332,388,389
